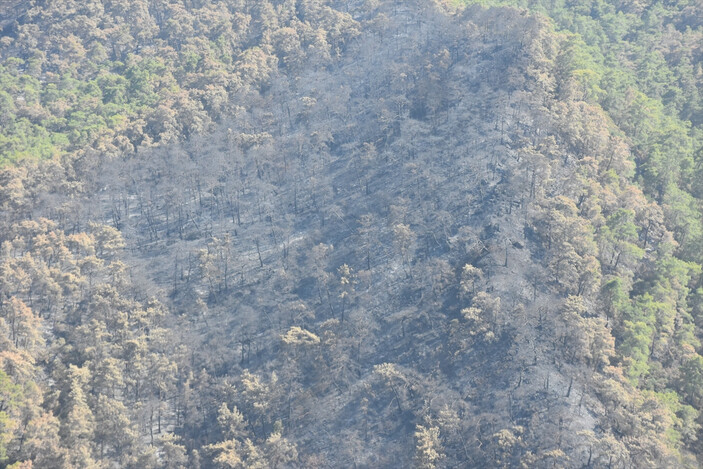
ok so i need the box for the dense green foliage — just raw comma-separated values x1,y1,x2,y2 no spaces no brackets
0,0,357,164
464,0,703,259
462,0,703,458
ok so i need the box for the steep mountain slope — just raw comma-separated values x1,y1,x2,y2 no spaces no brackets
1,0,702,468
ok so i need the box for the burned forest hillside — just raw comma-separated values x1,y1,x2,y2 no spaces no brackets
1,0,703,468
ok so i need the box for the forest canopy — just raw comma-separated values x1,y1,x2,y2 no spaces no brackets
1,0,703,468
